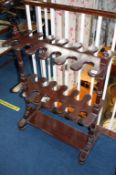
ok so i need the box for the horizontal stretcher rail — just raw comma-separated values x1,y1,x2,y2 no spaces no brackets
28,110,88,149
24,0,116,19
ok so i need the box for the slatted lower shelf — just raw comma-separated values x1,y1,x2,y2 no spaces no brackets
27,110,88,150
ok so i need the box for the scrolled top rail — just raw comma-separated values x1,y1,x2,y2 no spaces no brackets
4,32,103,77
24,0,116,19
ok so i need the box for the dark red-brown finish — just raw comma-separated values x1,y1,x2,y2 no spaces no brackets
25,75,96,127
5,33,110,164
4,33,101,77
27,110,88,149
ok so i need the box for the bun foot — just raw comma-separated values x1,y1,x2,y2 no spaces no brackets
12,83,22,93
79,150,88,164
18,118,27,129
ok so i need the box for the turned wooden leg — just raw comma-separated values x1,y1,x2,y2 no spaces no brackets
79,123,98,164
18,103,32,129
18,118,27,129
79,134,96,164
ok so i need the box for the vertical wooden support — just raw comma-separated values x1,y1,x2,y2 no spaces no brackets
16,50,26,88
25,5,38,81
95,57,109,114
35,6,44,80
97,23,116,125
16,50,30,128
80,55,108,164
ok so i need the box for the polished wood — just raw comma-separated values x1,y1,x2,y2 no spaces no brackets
3,0,116,164
24,0,116,19
23,75,97,127
27,110,88,149
5,33,110,164
4,33,101,77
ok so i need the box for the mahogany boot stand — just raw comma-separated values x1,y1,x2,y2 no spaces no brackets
4,32,110,164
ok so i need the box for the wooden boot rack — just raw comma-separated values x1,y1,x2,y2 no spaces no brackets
5,32,110,164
